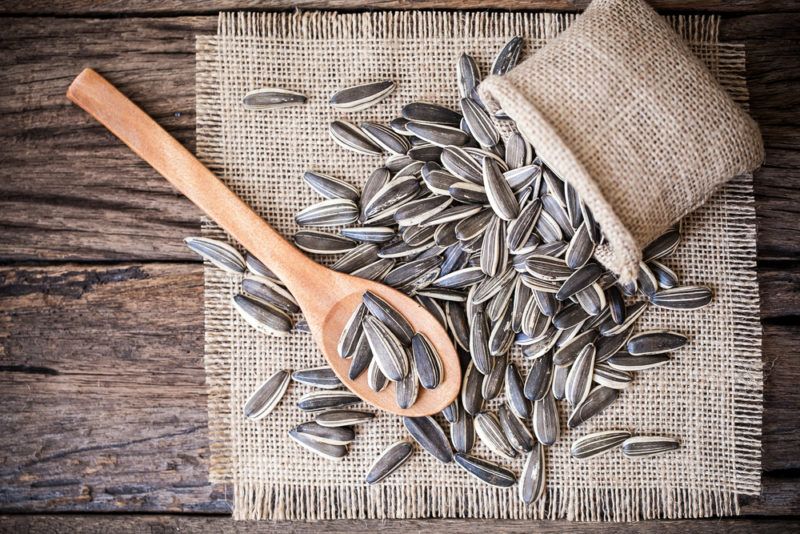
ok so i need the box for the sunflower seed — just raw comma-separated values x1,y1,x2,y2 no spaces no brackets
185,237,245,274
401,224,435,248
378,238,434,259
599,301,648,336
462,361,485,415
553,330,596,366
650,286,713,310
366,441,414,484
243,369,291,420
522,326,560,359
362,291,414,346
394,196,452,227
330,80,395,112
605,285,626,325
460,97,499,147
361,121,412,155
482,352,507,400
363,316,409,382
532,394,560,446
526,255,572,281
364,355,388,392
288,427,348,461
564,182,583,229
315,409,374,427
457,53,481,99
340,226,395,244
621,436,680,458
244,253,280,283
338,302,368,358
475,411,518,459
507,199,542,253
486,274,515,322
499,363,530,420
329,120,382,155
566,343,595,406
607,353,670,371
498,403,534,453
553,303,590,330
595,329,632,363
469,311,492,375
567,385,619,428
401,102,462,126
649,260,679,289
449,182,489,204
445,302,470,351
297,390,361,412
408,143,444,162
480,216,506,277
364,175,420,218
492,36,523,75
555,263,602,301
242,87,306,109
293,421,355,445
348,334,371,379
564,222,595,269
302,171,360,202
483,157,519,221
571,430,631,459
242,275,299,314
232,294,293,335
643,229,681,262
406,121,470,147
519,443,546,504
592,363,633,389
351,258,395,281
403,416,453,463
454,453,516,487
382,255,440,289
416,287,467,302
535,210,563,243
504,132,533,169
627,331,688,355
441,146,483,184
420,204,483,227
488,305,514,355
551,364,569,400
637,262,659,297
294,230,356,254
396,357,419,409
575,283,606,316
291,366,342,390
451,411,476,453
524,351,553,401
442,397,462,424
410,333,442,390
360,167,391,220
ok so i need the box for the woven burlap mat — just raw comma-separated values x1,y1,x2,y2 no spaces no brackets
196,11,762,521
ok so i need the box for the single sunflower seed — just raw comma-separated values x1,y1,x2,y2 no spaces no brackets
571,430,631,459
621,436,680,458
454,453,516,487
243,369,291,420
403,416,453,463
242,87,306,109
366,440,414,484
329,80,395,112
185,237,245,274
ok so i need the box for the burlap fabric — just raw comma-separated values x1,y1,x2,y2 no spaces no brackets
196,10,762,521
480,0,764,284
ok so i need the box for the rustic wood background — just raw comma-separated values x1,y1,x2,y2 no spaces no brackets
0,1,798,532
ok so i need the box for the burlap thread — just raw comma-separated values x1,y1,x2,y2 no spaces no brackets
196,10,762,521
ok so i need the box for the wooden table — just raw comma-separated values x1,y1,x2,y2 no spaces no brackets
0,1,798,532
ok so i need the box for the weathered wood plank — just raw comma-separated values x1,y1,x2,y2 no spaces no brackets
1,515,800,533
0,0,798,16
0,263,797,513
0,263,230,513
1,15,799,262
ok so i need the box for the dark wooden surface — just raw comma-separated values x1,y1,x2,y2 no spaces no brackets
0,2,798,532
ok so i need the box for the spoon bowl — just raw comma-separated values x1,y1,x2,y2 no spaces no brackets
66,68,461,416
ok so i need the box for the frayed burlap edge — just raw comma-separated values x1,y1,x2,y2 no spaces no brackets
195,10,763,520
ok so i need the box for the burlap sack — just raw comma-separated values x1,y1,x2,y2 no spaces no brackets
196,9,762,522
479,0,764,283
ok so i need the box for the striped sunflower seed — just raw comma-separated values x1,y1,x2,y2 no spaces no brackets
626,331,688,355
519,443,546,504
524,351,553,401
302,170,360,202
636,261,659,297
441,146,483,184
293,421,355,445
551,363,569,400
232,294,293,335
505,133,533,170
450,181,489,204
360,167,391,221
650,286,713,310
556,263,603,301
412,333,443,389
442,397,461,424
457,53,481,99
329,80,395,112
245,253,280,283
363,316,410,381
607,353,670,371
395,196,453,227
553,303,590,330
498,403,534,453
340,226,395,244
364,175,420,219
396,357,419,409
599,301,648,336
565,223,595,269
460,97,499,147
574,283,606,316
553,330,596,366
469,311,492,375
332,243,379,274
454,453,516,487
446,302,470,351
488,305,514,356
565,343,596,406
291,366,342,390
571,430,631,459
408,143,444,162
366,441,414,484
185,237,245,275
481,352,508,400
288,427,348,461
595,329,633,363
294,230,356,254
403,416,453,463
567,385,619,428
491,36,523,75
367,358,389,392
243,369,291,420
351,258,396,281
649,260,679,289
338,302,368,358
361,121,412,155
451,411,476,453
535,210,563,243
564,182,583,229
483,157,519,221
406,121,471,147
348,334,371,379
242,87,306,109
507,199,542,253
592,363,633,389
532,394,560,446
363,290,414,346
505,362,531,418
642,229,681,262
329,120,382,155
297,390,361,412
401,102,462,126
315,409,374,427
475,411,518,460
621,436,680,458
462,361,485,415
606,285,627,325
242,275,299,314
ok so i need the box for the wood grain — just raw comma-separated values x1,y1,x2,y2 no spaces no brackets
1,262,798,513
2,515,800,533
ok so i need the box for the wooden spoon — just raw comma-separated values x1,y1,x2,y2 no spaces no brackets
67,68,461,416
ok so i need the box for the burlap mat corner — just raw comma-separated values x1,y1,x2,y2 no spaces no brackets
195,10,762,522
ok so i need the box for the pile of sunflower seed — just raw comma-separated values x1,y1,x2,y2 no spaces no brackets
186,35,712,501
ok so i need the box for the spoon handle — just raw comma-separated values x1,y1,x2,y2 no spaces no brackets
67,68,325,298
